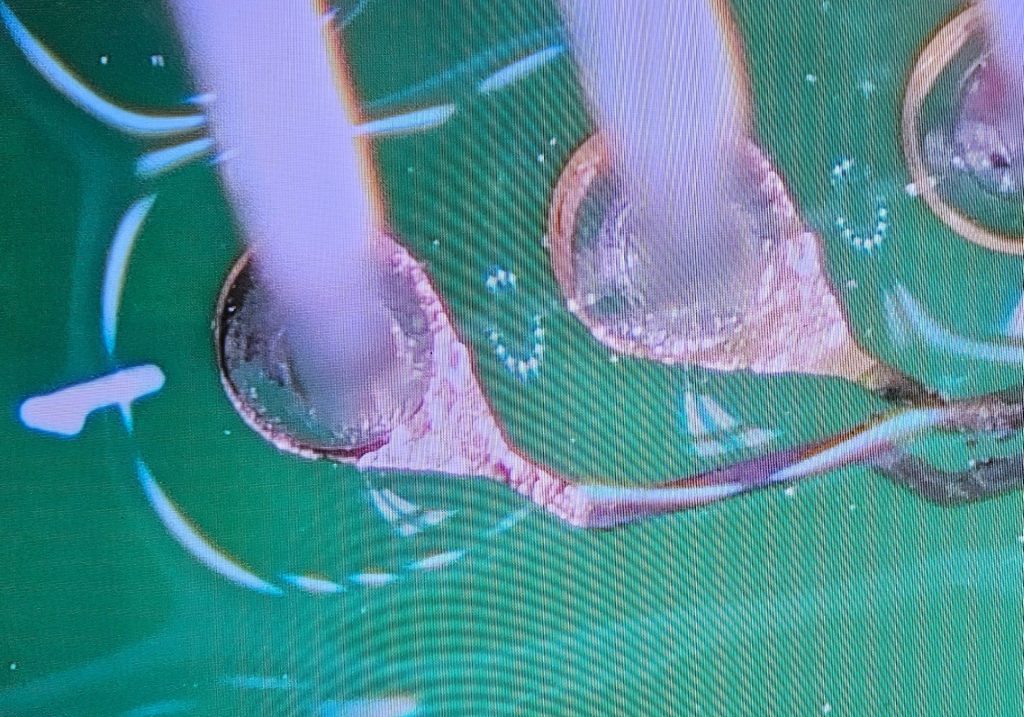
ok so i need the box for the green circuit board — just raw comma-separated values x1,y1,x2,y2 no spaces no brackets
0,1,1021,715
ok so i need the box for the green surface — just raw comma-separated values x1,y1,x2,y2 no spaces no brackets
0,1,1021,715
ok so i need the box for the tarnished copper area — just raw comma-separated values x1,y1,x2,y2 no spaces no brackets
902,5,1024,256
546,133,879,382
215,235,607,526
215,235,1021,525
214,235,797,527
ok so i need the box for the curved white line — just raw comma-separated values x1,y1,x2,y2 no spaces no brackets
355,104,455,137
682,391,710,438
1005,291,1024,339
417,508,456,528
136,460,282,595
368,487,456,537
102,195,157,355
740,427,775,448
223,676,305,692
221,674,302,691
368,488,415,523
280,573,345,594
370,495,405,524
408,549,467,571
0,2,205,137
339,0,372,27
895,285,1024,364
120,700,196,717
321,697,419,717
136,137,214,179
380,487,419,515
363,26,563,112
883,292,908,347
699,395,739,432
692,440,727,459
485,507,530,536
349,572,398,587
184,92,215,106
478,45,564,94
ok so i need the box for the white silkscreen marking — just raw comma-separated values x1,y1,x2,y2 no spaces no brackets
19,365,165,437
